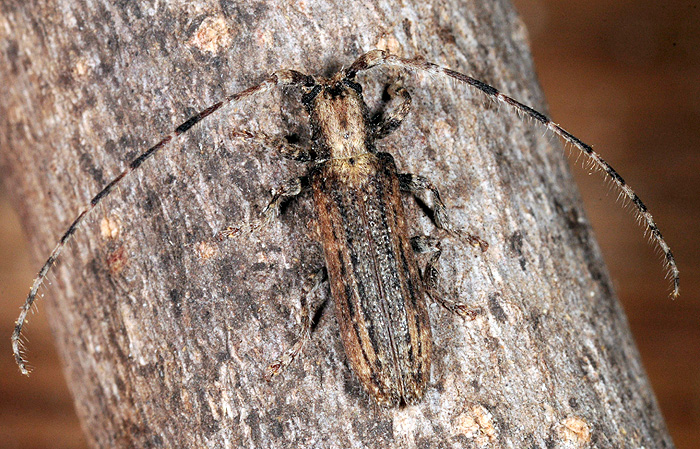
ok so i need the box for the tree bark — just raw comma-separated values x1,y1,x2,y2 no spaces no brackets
0,0,675,448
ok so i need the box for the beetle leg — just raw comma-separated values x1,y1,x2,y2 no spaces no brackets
411,236,480,319
265,268,328,380
400,173,488,252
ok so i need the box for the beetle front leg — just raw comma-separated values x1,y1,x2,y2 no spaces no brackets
231,129,316,162
371,83,412,140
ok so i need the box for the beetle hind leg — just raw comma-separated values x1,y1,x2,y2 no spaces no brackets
265,268,327,381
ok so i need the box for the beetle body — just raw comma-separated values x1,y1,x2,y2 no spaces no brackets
311,152,432,405
306,75,432,405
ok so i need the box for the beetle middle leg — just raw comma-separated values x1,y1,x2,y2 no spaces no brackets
219,175,308,239
411,236,480,319
399,173,488,252
217,130,314,239
265,268,328,380
231,129,316,162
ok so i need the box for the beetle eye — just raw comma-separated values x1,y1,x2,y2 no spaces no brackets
343,79,363,94
301,85,322,104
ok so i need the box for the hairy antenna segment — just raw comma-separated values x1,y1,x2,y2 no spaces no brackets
348,49,679,298
12,70,315,375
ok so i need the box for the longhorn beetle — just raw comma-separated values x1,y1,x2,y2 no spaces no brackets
12,50,680,406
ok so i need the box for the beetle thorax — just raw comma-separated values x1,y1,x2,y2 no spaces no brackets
307,76,372,160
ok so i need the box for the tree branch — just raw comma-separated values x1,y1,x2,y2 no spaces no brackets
0,0,674,447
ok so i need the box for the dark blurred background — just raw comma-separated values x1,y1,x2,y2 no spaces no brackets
513,1,700,447
1,1,698,448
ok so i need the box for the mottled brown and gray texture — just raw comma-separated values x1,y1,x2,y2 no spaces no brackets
0,0,675,448
312,151,433,407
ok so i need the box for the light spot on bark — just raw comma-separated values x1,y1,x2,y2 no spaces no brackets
455,404,497,443
100,216,121,240
376,34,401,55
392,406,421,446
555,416,591,445
189,16,233,53
74,57,90,77
197,241,218,261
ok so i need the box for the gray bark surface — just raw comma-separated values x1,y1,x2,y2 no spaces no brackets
0,0,674,448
